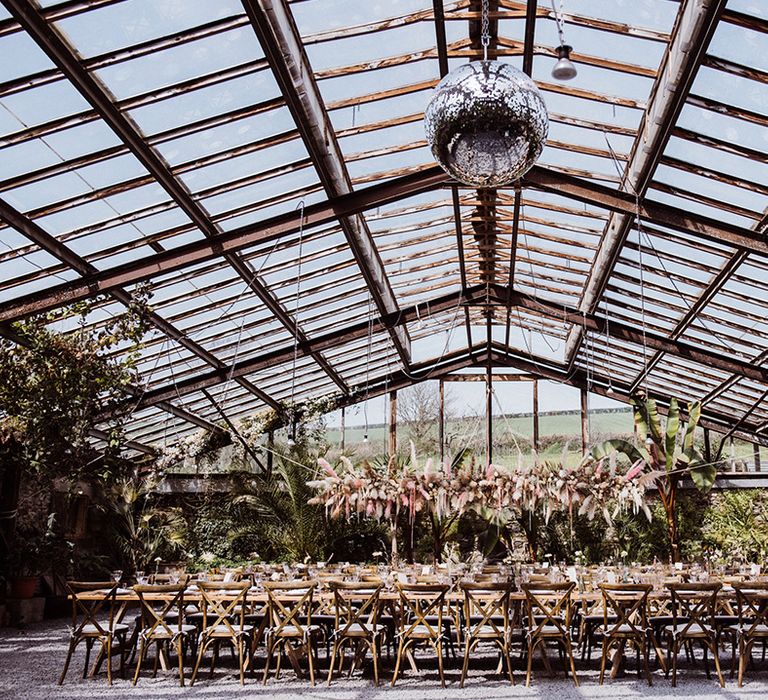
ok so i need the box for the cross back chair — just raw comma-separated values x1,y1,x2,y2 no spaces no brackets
664,582,724,687
262,580,321,685
190,581,253,686
391,582,451,687
728,581,768,686
326,581,384,686
521,582,579,687
59,581,129,686
132,583,195,686
597,583,657,686
459,581,515,687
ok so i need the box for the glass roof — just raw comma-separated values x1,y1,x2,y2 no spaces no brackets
0,0,765,451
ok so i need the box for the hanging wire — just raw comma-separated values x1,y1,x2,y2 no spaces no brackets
289,201,306,410
550,0,567,46
481,0,490,61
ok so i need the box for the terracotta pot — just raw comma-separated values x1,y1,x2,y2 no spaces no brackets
10,576,38,599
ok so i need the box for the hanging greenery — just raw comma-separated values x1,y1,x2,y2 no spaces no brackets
307,443,659,561
0,287,151,483
154,393,341,470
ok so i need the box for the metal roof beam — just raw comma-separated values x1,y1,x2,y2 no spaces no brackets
121,285,488,411
4,0,345,394
241,0,412,367
561,0,728,366
488,344,768,448
486,284,768,385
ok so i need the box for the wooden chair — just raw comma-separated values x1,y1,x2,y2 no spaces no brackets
726,581,768,686
597,583,656,686
391,582,450,687
326,581,384,686
262,580,320,685
459,581,515,687
663,582,724,687
132,583,195,686
522,582,579,687
190,581,253,685
59,581,129,686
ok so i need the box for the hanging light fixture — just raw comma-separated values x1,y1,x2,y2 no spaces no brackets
550,0,577,81
424,0,548,187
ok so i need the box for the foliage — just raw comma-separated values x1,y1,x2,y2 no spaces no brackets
0,288,151,483
101,476,186,573
6,513,74,578
228,446,329,562
700,490,768,564
155,393,339,471
595,395,712,562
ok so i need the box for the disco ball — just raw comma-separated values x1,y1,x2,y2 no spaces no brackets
424,61,549,187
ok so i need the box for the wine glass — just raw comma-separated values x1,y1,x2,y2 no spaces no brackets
110,570,123,585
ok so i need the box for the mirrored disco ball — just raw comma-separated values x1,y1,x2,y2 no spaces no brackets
424,61,549,187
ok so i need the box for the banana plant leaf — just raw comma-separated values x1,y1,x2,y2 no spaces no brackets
665,398,679,473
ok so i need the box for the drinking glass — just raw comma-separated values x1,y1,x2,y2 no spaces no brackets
110,570,123,585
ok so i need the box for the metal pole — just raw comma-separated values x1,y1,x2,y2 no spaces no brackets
340,406,345,450
754,442,762,472
486,340,493,466
532,378,540,453
439,379,445,464
580,387,589,455
389,390,398,456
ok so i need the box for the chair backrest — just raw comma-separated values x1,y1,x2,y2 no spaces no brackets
461,581,512,639
522,582,575,638
395,582,449,640
666,582,721,635
263,580,317,638
599,583,651,638
733,581,768,635
198,581,250,637
134,583,186,637
65,581,119,636
330,581,382,637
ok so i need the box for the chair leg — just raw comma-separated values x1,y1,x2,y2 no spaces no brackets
133,637,146,686
391,639,406,687
566,639,579,687
671,641,679,687
176,638,185,687
238,638,245,686
460,639,471,688
503,644,515,685
711,639,725,688
739,639,750,688
190,638,209,686
262,638,273,685
703,641,711,679
59,638,77,685
372,638,380,687
327,640,340,686
307,638,316,687
83,638,93,679
106,637,113,686
598,638,609,685
436,640,445,688
525,640,535,687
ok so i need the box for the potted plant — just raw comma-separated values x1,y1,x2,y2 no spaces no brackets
7,515,73,599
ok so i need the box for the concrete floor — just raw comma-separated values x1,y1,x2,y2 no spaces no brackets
1,618,765,699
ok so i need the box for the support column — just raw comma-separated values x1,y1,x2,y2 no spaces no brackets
703,427,711,464
532,379,540,454
340,407,345,450
754,442,762,472
439,379,445,464
486,364,493,466
388,390,397,456
580,388,589,456
267,431,274,477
